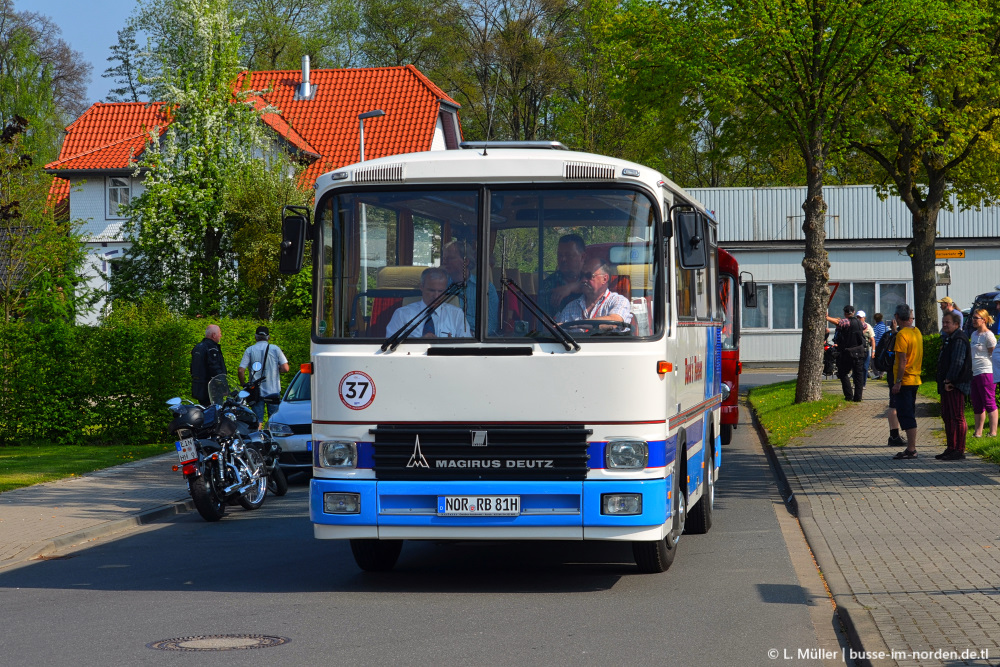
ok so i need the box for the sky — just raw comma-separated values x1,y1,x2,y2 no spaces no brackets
17,0,139,104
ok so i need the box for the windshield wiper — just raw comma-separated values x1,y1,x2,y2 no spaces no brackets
502,278,579,351
381,282,465,352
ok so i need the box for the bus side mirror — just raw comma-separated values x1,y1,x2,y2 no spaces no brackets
675,210,708,269
279,214,307,275
742,280,758,309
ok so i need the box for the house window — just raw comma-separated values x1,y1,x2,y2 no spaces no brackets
743,281,910,330
108,177,130,218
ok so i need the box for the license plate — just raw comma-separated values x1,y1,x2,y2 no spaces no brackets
437,495,520,516
175,438,197,463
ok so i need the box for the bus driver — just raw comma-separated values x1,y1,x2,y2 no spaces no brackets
557,257,633,325
385,267,471,339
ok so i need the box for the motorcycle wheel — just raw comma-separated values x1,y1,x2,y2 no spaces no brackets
267,463,288,497
190,476,226,522
237,446,267,510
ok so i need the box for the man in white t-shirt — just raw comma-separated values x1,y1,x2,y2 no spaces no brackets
386,267,471,339
238,325,290,423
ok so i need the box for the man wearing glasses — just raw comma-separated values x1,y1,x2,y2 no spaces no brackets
557,258,633,325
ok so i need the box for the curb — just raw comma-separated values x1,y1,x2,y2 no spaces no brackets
0,498,194,571
747,397,896,667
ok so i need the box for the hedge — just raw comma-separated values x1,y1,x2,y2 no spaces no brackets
0,315,310,447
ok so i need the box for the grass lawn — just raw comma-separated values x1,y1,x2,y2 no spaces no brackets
917,382,1000,464
747,379,846,446
0,442,174,494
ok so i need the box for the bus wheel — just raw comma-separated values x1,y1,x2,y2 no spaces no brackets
350,539,403,572
687,444,714,534
632,469,685,573
721,423,732,446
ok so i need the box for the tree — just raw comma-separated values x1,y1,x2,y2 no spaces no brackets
103,25,154,102
0,0,91,124
0,116,90,322
850,0,1000,334
225,158,312,318
601,0,914,402
235,0,361,70
110,0,274,316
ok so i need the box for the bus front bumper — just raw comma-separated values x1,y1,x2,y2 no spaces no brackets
310,478,671,541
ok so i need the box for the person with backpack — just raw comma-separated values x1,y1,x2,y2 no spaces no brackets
936,311,972,460
238,326,290,423
826,304,867,401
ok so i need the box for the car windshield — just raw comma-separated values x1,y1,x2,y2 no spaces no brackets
316,186,661,341
283,371,311,402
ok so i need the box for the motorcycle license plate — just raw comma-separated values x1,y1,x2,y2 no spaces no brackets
437,496,520,517
175,438,197,463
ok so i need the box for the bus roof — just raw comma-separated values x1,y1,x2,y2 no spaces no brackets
313,146,706,211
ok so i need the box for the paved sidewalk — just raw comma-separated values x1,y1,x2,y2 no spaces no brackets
0,453,191,568
771,380,1000,667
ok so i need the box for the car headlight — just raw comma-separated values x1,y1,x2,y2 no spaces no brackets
604,439,649,470
721,381,732,400
268,422,293,437
319,441,357,468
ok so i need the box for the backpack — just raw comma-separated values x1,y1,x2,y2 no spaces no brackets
873,330,896,372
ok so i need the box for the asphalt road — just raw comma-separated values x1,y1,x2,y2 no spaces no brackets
0,417,848,667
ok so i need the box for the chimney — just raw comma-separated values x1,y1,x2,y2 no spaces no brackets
296,55,315,100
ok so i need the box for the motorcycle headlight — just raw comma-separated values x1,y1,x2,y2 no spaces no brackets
319,441,357,468
604,439,649,470
268,422,293,437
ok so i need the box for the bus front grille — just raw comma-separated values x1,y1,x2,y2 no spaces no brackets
370,425,593,481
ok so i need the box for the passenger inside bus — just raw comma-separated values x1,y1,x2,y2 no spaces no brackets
441,240,499,334
557,257,634,326
384,267,470,339
539,234,586,315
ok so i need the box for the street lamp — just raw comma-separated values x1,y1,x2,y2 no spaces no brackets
357,110,384,311
358,109,384,162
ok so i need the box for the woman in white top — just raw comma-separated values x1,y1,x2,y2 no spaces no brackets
969,308,998,437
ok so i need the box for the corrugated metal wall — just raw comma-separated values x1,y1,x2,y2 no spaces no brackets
688,185,1000,242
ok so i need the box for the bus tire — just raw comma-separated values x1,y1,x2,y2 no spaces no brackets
350,539,403,572
721,423,733,446
687,440,714,534
632,463,685,573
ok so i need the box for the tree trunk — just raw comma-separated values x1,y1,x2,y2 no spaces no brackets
908,204,940,335
795,154,832,404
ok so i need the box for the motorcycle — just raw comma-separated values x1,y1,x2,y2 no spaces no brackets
166,376,268,522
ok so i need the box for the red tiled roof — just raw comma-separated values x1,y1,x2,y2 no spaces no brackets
47,177,70,217
47,65,459,190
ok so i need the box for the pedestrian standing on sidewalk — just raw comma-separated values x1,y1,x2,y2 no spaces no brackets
969,308,998,438
872,313,887,380
884,314,905,448
892,303,923,460
935,312,972,460
938,296,964,329
191,324,226,407
826,305,867,402
858,310,875,386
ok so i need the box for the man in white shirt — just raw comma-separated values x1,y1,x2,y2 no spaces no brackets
557,257,633,326
238,326,290,423
386,267,471,339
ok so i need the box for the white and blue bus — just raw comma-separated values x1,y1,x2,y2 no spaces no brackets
279,141,723,573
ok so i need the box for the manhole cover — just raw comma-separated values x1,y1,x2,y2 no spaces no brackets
146,635,290,651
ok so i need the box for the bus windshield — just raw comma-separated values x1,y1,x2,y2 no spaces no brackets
316,186,660,341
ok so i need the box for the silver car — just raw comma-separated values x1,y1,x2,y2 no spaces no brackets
267,371,312,475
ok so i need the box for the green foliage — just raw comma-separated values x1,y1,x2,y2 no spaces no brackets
747,379,846,446
102,24,153,102
111,0,275,317
0,316,310,447
0,117,92,323
921,333,942,381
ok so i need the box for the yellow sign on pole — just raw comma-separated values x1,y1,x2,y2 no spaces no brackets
935,249,965,259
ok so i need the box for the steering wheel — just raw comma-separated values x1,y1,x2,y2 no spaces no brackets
561,319,631,334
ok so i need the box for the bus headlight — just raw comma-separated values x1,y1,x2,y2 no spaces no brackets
319,441,357,468
324,492,360,514
605,440,649,470
721,381,732,400
602,493,642,515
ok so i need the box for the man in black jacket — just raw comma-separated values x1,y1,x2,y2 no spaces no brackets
191,324,227,406
936,312,972,460
826,304,867,401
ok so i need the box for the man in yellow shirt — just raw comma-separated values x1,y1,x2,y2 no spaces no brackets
891,303,923,459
